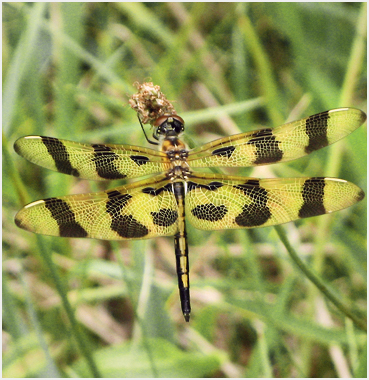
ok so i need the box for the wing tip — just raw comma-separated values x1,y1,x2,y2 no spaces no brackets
329,107,367,123
357,189,365,202
13,138,22,155
15,214,30,232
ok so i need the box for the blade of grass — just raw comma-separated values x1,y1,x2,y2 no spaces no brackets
3,2,47,134
238,6,285,126
274,225,367,332
35,235,102,377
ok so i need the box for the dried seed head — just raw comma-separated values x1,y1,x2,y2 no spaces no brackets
129,82,177,125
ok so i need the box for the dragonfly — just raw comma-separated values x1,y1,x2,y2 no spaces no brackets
14,107,366,321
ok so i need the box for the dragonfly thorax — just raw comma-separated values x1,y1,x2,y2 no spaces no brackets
163,139,191,181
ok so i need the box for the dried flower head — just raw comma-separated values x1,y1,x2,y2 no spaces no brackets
129,82,177,125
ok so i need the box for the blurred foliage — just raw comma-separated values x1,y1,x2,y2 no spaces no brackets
3,2,366,378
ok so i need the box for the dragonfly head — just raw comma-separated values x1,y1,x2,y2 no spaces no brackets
153,114,185,141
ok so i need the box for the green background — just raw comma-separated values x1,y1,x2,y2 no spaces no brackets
3,2,367,378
